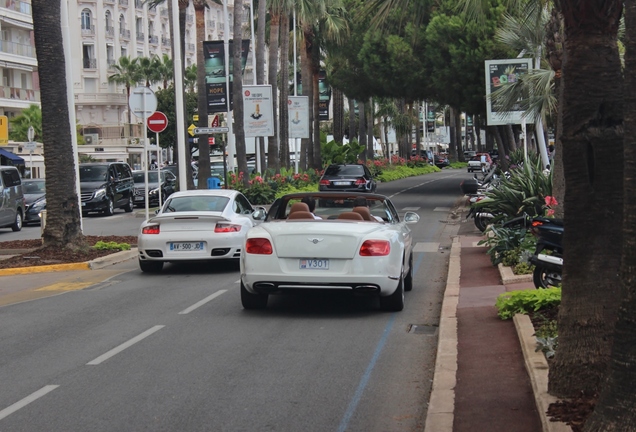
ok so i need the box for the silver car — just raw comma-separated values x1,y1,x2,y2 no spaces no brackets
0,166,25,231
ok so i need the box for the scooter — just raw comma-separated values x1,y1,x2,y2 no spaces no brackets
527,216,563,289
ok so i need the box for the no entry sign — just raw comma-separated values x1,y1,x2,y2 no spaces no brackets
147,111,168,133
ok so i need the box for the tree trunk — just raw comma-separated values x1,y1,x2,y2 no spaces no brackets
32,0,85,248
358,100,366,162
267,13,280,173
195,3,210,188
449,107,457,160
279,13,290,171
548,0,624,399
491,125,509,172
348,97,356,142
232,0,249,187
333,88,344,143
300,28,312,170
311,63,321,169
367,97,374,160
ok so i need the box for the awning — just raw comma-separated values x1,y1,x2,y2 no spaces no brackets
0,147,25,164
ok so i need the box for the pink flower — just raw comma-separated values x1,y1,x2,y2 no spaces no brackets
545,196,558,207
546,209,555,217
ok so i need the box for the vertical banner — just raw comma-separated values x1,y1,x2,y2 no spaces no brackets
288,96,309,138
243,85,274,137
204,40,251,114
484,58,532,125
318,70,330,121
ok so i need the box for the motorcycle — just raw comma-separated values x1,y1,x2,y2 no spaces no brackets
527,216,563,289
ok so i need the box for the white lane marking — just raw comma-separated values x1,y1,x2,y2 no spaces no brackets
0,385,59,421
402,207,420,211
433,207,451,212
86,325,164,365
235,279,240,284
388,174,457,199
178,290,227,314
413,242,440,253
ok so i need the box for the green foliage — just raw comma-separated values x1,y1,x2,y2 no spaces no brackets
321,140,367,165
478,226,533,265
154,87,198,158
376,164,439,182
242,180,276,205
513,261,534,275
449,161,468,169
275,183,320,198
92,241,131,251
9,105,42,142
495,287,561,320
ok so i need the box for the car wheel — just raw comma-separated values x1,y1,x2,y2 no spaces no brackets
103,197,114,216
124,196,134,212
380,274,404,312
11,211,23,232
241,281,268,309
404,253,414,292
139,259,163,273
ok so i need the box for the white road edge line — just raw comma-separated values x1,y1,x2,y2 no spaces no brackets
0,385,59,421
87,325,164,365
178,290,227,314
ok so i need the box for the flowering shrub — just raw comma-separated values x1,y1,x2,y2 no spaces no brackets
543,196,558,217
244,175,276,204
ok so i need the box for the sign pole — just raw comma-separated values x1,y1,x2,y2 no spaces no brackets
157,131,162,207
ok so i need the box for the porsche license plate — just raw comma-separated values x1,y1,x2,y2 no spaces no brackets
170,242,204,251
299,259,329,270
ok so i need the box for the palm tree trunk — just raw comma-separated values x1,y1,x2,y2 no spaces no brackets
32,0,85,248
548,0,624,399
490,125,508,172
300,30,312,170
279,13,290,171
367,98,374,160
358,100,366,162
267,13,280,172
312,66,321,168
232,0,249,187
348,97,356,143
194,2,210,188
333,88,344,143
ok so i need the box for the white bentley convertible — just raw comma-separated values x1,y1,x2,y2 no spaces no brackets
240,192,420,311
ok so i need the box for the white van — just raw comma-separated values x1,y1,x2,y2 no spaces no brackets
0,166,25,231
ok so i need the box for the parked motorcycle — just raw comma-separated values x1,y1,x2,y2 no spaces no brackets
527,216,563,288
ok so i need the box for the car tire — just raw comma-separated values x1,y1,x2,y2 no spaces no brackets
11,211,23,232
124,196,134,212
380,274,404,312
139,259,163,273
241,281,268,309
103,197,114,216
404,253,413,292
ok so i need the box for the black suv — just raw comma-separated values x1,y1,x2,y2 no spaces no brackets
79,162,134,216
319,163,377,193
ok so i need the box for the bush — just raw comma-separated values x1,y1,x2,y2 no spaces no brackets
495,287,561,320
93,241,131,251
376,164,439,182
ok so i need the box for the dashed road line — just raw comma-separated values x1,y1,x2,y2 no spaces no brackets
87,325,164,365
0,385,59,421
178,290,227,314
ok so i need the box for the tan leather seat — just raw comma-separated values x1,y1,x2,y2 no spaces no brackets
337,211,364,221
289,202,310,215
287,211,316,220
352,206,376,222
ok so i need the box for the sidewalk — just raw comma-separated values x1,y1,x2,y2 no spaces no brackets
425,218,571,432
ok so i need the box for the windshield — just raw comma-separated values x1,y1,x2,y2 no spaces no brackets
324,165,364,176
163,196,230,212
23,180,45,194
133,172,159,183
79,166,108,182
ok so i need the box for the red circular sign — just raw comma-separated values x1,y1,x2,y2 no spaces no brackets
147,111,168,133
244,90,251,96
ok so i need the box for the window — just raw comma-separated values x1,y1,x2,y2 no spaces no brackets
82,44,95,68
121,46,128,57
105,10,112,28
81,9,92,30
119,14,126,32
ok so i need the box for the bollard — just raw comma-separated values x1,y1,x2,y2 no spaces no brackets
39,209,47,241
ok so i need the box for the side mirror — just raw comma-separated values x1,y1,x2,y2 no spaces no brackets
404,211,420,224
252,208,267,220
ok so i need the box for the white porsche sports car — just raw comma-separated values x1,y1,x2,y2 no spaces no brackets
240,192,420,311
137,189,266,273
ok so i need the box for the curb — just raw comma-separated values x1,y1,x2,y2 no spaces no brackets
424,236,460,432
0,248,138,276
498,263,533,284
514,314,572,432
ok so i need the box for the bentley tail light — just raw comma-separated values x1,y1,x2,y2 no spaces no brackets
215,223,241,233
142,225,160,235
355,178,366,185
246,238,273,254
319,179,330,186
359,240,390,256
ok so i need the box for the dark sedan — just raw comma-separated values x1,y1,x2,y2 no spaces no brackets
318,163,377,193
132,170,177,207
434,155,450,168
23,178,46,225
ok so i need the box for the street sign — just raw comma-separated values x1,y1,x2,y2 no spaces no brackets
0,115,8,145
128,86,158,119
147,111,168,133
210,115,219,127
193,127,229,134
193,114,199,122
209,137,215,145
24,142,37,152
27,126,34,142
188,124,196,136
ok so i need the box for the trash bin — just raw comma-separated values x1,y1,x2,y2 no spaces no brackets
207,177,221,189
460,179,479,195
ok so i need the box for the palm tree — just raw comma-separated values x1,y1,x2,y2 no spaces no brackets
108,56,141,135
9,104,42,142
278,12,291,170
31,0,85,248
137,56,160,86
153,54,174,89
184,64,197,92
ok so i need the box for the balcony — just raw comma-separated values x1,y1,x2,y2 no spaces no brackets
107,59,116,70
161,37,171,47
136,32,145,42
81,25,95,36
83,57,97,69
105,26,115,38
0,87,39,102
148,35,159,45
0,39,35,58
75,92,128,106
2,0,31,15
120,28,131,40
118,0,128,7
104,0,115,4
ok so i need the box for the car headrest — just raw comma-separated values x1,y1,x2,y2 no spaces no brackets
287,211,315,220
337,212,364,221
352,206,376,221
289,202,310,214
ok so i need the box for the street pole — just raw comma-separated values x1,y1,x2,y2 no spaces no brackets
171,0,188,191
293,8,299,174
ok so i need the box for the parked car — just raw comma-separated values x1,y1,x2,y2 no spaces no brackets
23,178,46,225
434,155,450,168
137,189,266,273
240,192,420,311
318,163,377,193
132,170,177,207
0,166,25,231
79,162,135,216
463,150,477,160
467,153,492,173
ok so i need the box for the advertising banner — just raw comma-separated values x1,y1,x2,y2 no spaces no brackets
293,71,331,121
288,96,309,138
484,58,532,126
243,85,274,137
203,40,251,114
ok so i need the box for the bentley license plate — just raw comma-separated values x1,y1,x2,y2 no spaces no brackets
170,242,204,251
299,259,329,270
